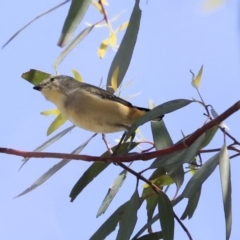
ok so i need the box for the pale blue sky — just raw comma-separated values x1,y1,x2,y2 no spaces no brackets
1,0,240,239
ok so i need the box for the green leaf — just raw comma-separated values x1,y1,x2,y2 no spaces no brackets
2,1,69,48
211,107,230,130
141,168,166,225
219,144,232,240
151,120,173,150
15,134,95,198
69,142,138,202
54,25,94,67
181,187,201,220
90,198,143,240
135,231,163,240
157,192,174,240
150,134,205,170
181,152,219,199
90,202,128,240
200,126,218,149
106,0,141,93
57,0,92,47
19,125,75,170
97,170,127,217
116,189,139,240
47,113,67,136
125,99,193,141
151,119,184,191
21,69,50,85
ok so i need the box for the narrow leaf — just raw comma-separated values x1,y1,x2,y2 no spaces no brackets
157,192,174,240
19,125,75,170
90,202,128,240
181,187,201,220
106,0,141,93
200,126,218,148
2,0,70,48
90,198,143,240
54,24,95,67
141,168,166,224
116,189,139,240
15,134,95,198
181,152,219,199
57,0,92,47
125,99,192,141
150,134,205,170
151,119,184,190
97,170,127,217
211,107,230,130
69,142,138,202
47,113,67,136
219,144,232,240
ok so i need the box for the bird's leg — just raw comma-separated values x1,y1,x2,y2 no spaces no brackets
102,134,113,154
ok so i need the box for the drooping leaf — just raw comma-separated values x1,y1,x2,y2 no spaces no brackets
150,134,205,170
97,170,127,217
47,113,67,136
21,69,50,85
2,0,70,48
141,168,166,225
181,187,201,220
211,107,230,130
19,125,75,170
219,144,232,240
180,152,220,199
90,197,143,240
200,125,218,149
54,24,95,67
158,191,174,240
116,189,139,240
125,99,193,141
151,118,184,191
106,0,142,93
15,134,95,198
57,0,92,47
69,142,138,202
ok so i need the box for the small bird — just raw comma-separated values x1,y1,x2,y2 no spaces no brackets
33,75,163,134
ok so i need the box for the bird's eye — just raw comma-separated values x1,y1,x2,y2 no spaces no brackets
50,78,55,82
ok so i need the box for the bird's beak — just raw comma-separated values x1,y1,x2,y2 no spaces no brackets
33,86,42,91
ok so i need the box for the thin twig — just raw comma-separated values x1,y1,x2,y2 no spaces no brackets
174,212,193,240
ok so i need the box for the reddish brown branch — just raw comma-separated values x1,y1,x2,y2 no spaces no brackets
1,100,240,162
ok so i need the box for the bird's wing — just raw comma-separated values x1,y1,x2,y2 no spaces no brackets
68,82,148,110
